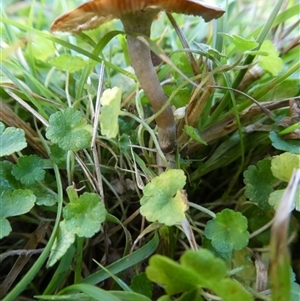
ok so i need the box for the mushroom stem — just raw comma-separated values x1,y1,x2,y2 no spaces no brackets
121,12,176,154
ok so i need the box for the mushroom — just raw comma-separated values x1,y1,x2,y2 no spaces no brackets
51,0,225,155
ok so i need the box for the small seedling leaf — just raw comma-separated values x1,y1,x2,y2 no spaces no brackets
46,108,92,151
220,33,258,52
140,169,187,226
271,152,300,182
243,158,277,209
12,155,45,185
99,87,122,138
63,192,107,238
204,209,250,253
47,220,75,267
258,40,284,76
0,189,36,239
48,53,86,73
184,125,207,145
0,122,27,157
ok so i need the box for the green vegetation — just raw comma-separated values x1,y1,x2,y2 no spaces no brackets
1,0,300,300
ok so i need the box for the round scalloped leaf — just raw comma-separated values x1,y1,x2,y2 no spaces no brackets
1,189,36,239
63,192,107,238
48,53,86,73
204,209,249,253
271,152,300,182
46,108,92,151
12,155,45,185
243,158,276,209
0,122,27,157
140,169,187,226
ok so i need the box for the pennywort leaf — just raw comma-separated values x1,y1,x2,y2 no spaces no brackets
146,249,253,301
46,108,92,151
0,122,27,157
243,158,277,209
204,209,250,253
258,40,284,76
140,169,188,226
12,155,45,185
271,152,300,182
0,189,36,239
0,160,22,190
48,53,86,73
63,192,107,238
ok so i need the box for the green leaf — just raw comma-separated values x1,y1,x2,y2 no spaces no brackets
140,169,188,226
183,126,207,145
245,207,273,246
269,188,300,212
270,131,300,154
175,289,204,301
291,269,300,301
146,254,204,295
48,53,86,73
194,42,227,58
0,217,11,240
0,160,22,190
0,122,27,157
291,281,300,301
180,249,227,286
46,108,92,151
271,152,300,182
204,209,250,253
146,249,253,300
12,155,45,185
220,33,258,52
0,189,36,239
32,185,57,206
99,87,122,138
30,34,55,61
258,40,284,76
47,220,75,267
243,158,277,209
49,144,67,164
130,273,152,298
63,192,107,238
214,278,253,301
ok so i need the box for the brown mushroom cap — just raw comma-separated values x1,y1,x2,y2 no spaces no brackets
50,0,225,33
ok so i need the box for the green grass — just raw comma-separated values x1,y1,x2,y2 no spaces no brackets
1,0,300,300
